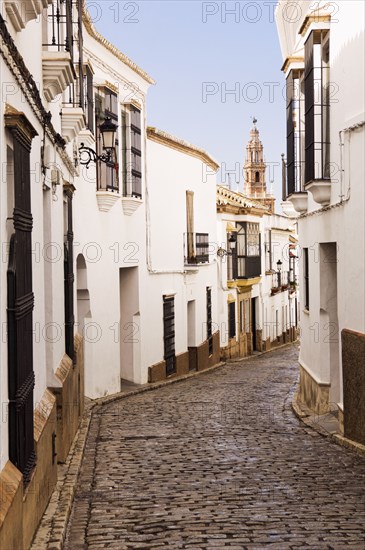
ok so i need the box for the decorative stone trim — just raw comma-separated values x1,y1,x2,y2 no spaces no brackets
55,354,73,385
4,104,38,149
96,190,120,212
305,180,331,206
299,364,330,414
216,185,269,214
0,462,23,550
299,14,331,37
287,192,308,214
34,389,56,442
42,51,76,102
78,128,95,147
121,196,143,215
61,107,86,143
4,0,52,32
147,127,219,172
281,56,304,73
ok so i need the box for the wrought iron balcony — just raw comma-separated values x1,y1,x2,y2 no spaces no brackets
184,233,209,265
271,270,290,295
42,0,76,102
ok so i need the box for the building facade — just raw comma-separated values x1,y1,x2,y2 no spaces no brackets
217,122,298,360
0,2,222,546
0,0,86,547
276,0,365,444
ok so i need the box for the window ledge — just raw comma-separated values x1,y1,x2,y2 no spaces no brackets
305,179,331,206
122,196,143,215
287,192,308,214
96,190,120,212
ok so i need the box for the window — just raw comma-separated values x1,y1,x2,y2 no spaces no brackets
84,65,94,133
95,89,119,192
104,88,119,118
286,69,305,195
207,287,213,355
303,248,309,309
304,30,330,183
255,171,260,183
265,229,272,272
235,222,261,279
163,296,176,375
44,0,74,60
228,302,236,339
64,189,75,361
5,112,38,484
121,105,142,198
196,233,209,263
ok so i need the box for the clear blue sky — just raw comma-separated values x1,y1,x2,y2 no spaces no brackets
87,1,286,204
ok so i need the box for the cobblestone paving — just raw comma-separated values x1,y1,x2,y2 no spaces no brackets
64,346,365,549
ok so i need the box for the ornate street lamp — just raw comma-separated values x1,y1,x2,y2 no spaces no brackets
217,233,237,257
79,117,118,168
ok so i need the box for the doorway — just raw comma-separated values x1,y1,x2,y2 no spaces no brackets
251,297,257,351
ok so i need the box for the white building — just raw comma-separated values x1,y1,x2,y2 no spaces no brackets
0,0,86,547
216,122,298,360
0,1,221,547
276,0,365,445
74,15,221,396
145,128,220,381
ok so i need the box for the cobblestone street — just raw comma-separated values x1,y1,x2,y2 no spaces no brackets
64,345,365,549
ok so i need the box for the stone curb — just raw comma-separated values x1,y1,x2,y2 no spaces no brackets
291,390,365,458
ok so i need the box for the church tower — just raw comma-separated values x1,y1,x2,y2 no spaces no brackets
243,118,275,212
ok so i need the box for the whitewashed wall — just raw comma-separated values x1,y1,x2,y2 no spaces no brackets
276,0,365,407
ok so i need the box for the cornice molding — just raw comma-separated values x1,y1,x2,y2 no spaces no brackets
84,48,146,106
147,127,220,171
299,14,331,37
281,56,304,73
216,185,269,216
4,104,38,149
82,1,155,85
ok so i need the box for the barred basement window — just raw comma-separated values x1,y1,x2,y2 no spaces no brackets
206,287,213,355
163,296,176,375
304,30,330,183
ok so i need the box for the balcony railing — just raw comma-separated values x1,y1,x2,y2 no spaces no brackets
271,271,290,294
43,0,74,61
184,233,209,265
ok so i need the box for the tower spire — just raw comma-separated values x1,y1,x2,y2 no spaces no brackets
243,120,275,213
244,119,266,197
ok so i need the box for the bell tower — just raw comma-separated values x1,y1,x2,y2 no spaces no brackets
243,118,275,212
